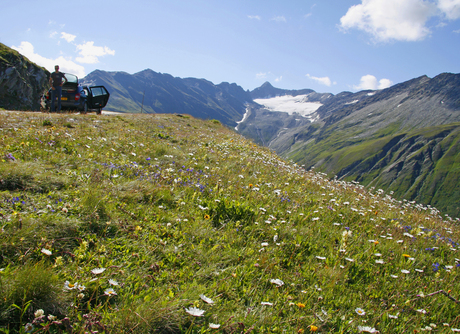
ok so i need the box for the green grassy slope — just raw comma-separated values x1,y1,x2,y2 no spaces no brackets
286,121,460,218
0,111,459,333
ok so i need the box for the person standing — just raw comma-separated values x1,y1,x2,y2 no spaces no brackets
49,65,67,112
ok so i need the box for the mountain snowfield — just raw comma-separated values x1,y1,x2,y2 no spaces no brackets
254,95,323,119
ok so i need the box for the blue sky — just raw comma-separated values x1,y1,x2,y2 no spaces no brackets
2,0,460,94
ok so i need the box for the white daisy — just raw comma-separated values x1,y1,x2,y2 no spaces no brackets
200,294,214,304
185,307,205,317
355,308,366,316
64,281,79,290
24,323,34,333
261,302,273,306
209,323,221,329
270,278,284,287
34,309,44,318
91,267,106,275
108,279,119,286
358,326,379,333
104,288,117,296
41,248,52,256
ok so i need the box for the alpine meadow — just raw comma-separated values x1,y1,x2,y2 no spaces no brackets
0,111,459,333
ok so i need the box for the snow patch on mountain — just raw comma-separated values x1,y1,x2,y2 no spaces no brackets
345,99,359,105
254,95,322,118
235,107,250,130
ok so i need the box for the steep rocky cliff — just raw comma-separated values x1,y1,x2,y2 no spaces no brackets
0,43,49,111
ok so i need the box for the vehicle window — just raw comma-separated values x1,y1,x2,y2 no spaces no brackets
91,87,104,97
64,74,78,84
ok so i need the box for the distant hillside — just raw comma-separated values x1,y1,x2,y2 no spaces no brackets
80,69,253,127
239,73,460,217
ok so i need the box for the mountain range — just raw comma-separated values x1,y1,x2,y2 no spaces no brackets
1,42,460,218
84,68,459,217
80,69,252,127
86,67,459,217
238,74,460,217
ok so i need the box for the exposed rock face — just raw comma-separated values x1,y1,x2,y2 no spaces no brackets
0,43,49,111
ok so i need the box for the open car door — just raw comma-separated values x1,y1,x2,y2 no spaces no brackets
87,86,110,114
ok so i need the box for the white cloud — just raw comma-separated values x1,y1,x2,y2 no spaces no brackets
454,28,460,33
353,74,393,90
340,0,437,42
378,78,393,89
271,16,287,22
248,15,261,20
304,4,316,18
306,74,334,87
12,41,86,77
75,41,115,64
256,72,268,79
61,32,76,43
275,76,283,82
438,0,460,20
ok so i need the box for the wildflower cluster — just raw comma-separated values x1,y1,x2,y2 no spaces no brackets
0,111,459,333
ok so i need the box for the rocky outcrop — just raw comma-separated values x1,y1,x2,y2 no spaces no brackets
0,43,49,111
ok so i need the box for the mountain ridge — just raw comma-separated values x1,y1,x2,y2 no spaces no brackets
80,69,253,127
80,69,460,216
243,72,460,217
